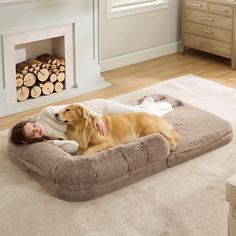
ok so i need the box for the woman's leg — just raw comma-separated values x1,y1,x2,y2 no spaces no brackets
83,98,173,117
82,98,141,115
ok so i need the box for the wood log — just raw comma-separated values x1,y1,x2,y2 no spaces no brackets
17,86,29,102
54,82,64,93
25,59,43,68
38,54,65,66
58,72,65,82
52,69,59,74
56,60,61,67
28,68,34,73
35,66,40,71
16,67,28,75
37,54,59,65
49,73,58,83
51,65,57,70
44,54,59,65
59,66,65,72
49,69,59,75
37,54,52,64
23,73,36,87
16,62,29,71
41,63,46,69
60,59,65,66
46,64,51,70
30,86,42,98
37,68,50,82
16,78,23,87
16,73,23,79
36,82,44,88
42,82,54,95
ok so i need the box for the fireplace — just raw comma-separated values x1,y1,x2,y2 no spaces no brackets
0,0,110,117
4,23,74,103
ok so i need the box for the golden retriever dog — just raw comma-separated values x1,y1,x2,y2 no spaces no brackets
56,104,180,155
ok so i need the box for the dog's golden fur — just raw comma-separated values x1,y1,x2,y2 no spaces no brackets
57,104,180,155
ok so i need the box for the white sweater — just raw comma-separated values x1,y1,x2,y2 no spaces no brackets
36,103,101,154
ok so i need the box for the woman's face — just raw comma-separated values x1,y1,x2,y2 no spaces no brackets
24,122,45,140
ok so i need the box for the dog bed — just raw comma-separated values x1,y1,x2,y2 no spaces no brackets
7,95,233,201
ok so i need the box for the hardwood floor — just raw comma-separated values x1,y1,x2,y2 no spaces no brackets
1,50,236,130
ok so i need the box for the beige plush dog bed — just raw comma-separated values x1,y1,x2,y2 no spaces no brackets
7,95,233,201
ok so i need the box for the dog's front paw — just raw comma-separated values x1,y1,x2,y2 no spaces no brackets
84,149,96,156
170,143,177,151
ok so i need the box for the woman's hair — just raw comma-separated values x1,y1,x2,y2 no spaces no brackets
10,120,55,145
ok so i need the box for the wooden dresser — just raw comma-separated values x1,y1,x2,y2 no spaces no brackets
181,0,236,69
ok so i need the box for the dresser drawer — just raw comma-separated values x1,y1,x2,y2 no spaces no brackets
184,9,232,30
184,33,231,57
185,0,207,11
209,3,232,17
184,21,232,43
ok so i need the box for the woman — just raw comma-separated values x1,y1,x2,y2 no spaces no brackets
10,98,173,153
10,118,106,154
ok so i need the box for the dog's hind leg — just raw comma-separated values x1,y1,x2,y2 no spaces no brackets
142,118,180,151
159,125,180,151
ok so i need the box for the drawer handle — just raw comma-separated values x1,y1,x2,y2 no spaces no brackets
189,3,202,7
201,17,214,22
200,29,214,34
213,8,228,13
201,41,213,47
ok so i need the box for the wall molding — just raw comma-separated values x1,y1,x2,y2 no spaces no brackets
101,41,181,72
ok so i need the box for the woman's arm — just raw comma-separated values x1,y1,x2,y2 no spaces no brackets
93,116,108,136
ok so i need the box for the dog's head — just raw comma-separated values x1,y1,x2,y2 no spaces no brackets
56,104,93,151
55,104,91,126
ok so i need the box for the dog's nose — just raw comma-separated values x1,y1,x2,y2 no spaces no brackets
55,113,59,119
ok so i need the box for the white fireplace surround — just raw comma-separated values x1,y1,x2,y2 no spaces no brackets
4,23,74,103
0,0,110,117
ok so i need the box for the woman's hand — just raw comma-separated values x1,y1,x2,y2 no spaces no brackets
94,116,108,136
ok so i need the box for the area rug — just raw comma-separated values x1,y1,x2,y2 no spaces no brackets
0,74,235,236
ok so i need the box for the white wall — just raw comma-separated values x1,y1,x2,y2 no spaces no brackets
100,0,181,70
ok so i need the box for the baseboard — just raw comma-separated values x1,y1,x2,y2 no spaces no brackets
101,41,180,72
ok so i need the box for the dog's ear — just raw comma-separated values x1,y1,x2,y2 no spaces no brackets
81,107,90,120
76,106,90,120
76,106,83,118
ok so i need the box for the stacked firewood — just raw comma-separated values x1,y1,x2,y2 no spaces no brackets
16,54,65,102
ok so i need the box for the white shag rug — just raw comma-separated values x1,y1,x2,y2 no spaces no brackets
0,74,235,236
